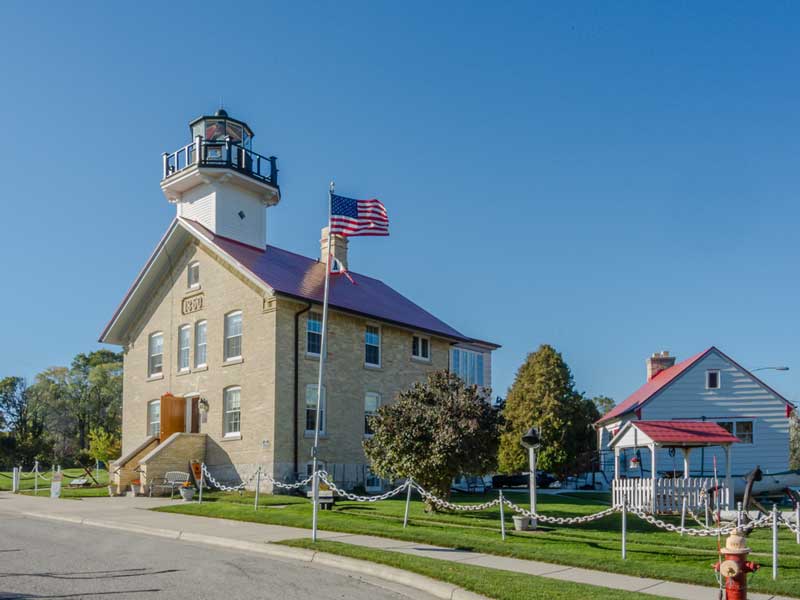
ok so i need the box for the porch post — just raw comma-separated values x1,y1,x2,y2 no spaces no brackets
681,448,691,479
724,444,733,509
650,443,657,513
614,446,620,481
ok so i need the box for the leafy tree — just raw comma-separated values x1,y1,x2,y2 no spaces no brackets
87,427,121,466
364,371,501,511
591,395,615,416
0,377,49,466
790,412,800,470
499,344,597,477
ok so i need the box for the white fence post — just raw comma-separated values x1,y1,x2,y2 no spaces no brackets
499,491,506,540
680,495,687,536
254,466,261,511
403,479,413,528
621,495,627,560
11,467,18,493
772,503,779,580
34,461,39,496
737,501,742,529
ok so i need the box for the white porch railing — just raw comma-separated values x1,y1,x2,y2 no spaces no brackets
613,477,730,513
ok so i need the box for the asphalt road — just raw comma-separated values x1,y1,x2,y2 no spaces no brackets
0,516,434,600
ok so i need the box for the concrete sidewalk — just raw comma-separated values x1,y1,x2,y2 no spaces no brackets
0,492,793,600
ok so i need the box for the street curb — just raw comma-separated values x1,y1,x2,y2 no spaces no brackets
20,511,489,600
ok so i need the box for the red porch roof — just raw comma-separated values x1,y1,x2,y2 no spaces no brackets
632,420,740,445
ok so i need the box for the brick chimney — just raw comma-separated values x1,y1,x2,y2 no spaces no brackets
320,226,349,270
646,351,676,381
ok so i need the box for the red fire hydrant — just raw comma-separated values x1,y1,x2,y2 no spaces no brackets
714,528,759,600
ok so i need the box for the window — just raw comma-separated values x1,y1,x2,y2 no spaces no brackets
307,311,322,355
412,335,430,360
706,370,720,389
223,386,241,436
365,468,382,492
177,325,191,372
365,325,381,366
364,392,380,436
147,400,160,437
717,420,754,444
148,332,164,376
195,320,207,367
224,311,242,361
187,261,200,288
450,348,485,386
305,384,326,434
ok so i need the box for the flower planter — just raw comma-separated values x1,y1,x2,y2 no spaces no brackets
512,515,532,531
179,487,195,502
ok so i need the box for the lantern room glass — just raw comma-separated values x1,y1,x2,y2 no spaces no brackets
191,118,252,150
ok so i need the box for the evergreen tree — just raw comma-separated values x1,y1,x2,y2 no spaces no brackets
498,344,595,476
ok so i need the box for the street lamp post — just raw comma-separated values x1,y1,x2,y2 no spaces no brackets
521,427,541,530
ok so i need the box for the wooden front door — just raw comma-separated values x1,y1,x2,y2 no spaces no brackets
190,397,200,433
160,393,186,441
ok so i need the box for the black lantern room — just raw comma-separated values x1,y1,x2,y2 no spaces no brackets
189,108,254,151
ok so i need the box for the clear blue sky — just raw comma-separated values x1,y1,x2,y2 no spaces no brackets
1,2,798,405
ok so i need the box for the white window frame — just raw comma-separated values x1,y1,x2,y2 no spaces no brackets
187,261,200,289
223,386,241,437
177,325,191,372
365,324,381,368
148,332,164,377
147,399,160,437
412,335,431,361
716,419,754,444
706,370,721,389
306,311,322,357
364,392,380,437
305,384,326,435
224,310,243,362
450,348,485,387
194,320,207,368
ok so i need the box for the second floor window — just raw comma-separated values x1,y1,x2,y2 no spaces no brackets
706,370,721,389
412,335,430,360
148,332,163,377
718,420,754,444
223,386,241,436
307,311,322,355
147,399,160,437
224,311,242,361
187,261,200,288
305,384,326,434
195,320,207,367
364,392,380,436
451,348,484,387
178,325,190,372
365,325,381,367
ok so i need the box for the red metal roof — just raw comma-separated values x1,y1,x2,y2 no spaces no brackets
597,349,710,424
183,219,497,346
631,420,740,445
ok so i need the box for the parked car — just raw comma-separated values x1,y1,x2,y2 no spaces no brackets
492,471,557,489
451,474,491,493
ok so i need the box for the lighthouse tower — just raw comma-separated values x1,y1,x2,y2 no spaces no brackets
160,109,280,249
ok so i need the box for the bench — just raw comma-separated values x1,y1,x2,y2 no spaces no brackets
149,471,190,498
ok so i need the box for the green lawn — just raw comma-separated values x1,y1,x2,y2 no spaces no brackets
156,489,800,598
280,538,674,600
1,468,110,498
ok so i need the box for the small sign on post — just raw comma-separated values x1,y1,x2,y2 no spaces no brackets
51,471,64,499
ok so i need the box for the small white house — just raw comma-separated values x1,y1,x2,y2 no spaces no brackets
597,347,796,484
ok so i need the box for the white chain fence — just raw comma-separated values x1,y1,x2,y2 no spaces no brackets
319,471,411,502
413,482,501,512
200,463,316,492
502,497,618,524
627,506,774,537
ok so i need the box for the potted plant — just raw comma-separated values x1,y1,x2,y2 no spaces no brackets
512,515,532,531
179,481,195,501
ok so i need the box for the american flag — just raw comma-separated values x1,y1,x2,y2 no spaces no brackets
330,194,389,237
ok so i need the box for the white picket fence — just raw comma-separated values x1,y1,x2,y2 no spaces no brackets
613,477,729,513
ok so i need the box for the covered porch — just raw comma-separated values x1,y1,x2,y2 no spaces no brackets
609,420,740,513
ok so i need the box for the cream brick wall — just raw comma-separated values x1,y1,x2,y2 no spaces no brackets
121,239,276,480
273,298,449,484
140,433,207,493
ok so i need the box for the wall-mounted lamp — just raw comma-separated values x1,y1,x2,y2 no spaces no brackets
199,398,209,413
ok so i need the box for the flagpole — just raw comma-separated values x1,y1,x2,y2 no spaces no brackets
311,181,334,542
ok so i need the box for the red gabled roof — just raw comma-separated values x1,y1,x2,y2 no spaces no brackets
632,421,740,445
597,349,711,424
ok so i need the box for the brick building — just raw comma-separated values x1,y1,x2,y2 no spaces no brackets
101,110,498,493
